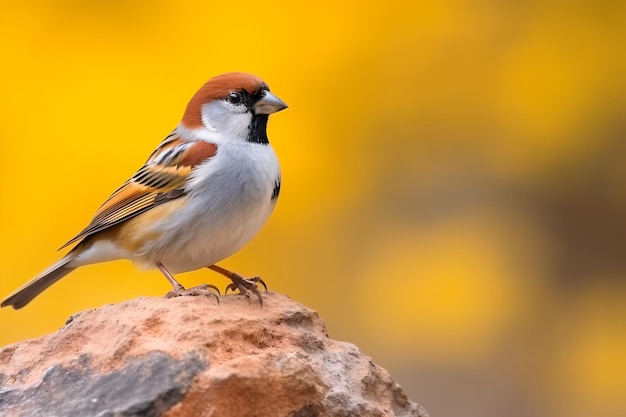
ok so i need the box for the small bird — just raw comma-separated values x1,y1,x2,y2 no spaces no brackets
1,72,287,309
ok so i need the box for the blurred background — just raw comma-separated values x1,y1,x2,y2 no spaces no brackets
1,1,625,416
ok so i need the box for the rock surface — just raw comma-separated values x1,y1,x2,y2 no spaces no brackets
0,292,428,417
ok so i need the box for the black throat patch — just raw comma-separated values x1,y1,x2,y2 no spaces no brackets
247,114,270,145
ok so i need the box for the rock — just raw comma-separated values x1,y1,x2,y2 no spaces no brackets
0,292,428,417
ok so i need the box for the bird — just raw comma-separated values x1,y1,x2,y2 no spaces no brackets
1,72,287,309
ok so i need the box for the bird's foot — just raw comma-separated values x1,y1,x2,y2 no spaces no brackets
165,283,220,304
225,274,267,306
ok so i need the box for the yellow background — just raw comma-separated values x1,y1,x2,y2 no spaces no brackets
1,2,625,417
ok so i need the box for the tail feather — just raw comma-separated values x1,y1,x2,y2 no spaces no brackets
1,257,77,309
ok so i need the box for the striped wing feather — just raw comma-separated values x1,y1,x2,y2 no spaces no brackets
60,137,217,249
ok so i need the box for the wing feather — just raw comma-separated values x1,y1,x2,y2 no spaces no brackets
60,135,217,249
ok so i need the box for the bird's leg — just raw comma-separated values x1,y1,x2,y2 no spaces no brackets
158,262,220,303
207,264,267,306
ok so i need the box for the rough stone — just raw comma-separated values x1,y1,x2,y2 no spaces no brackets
0,292,428,417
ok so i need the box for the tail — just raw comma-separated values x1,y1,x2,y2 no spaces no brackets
1,257,77,309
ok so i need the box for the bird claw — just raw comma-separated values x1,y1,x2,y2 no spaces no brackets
165,283,220,304
225,275,267,306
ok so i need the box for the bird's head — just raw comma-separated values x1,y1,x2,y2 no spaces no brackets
181,72,287,144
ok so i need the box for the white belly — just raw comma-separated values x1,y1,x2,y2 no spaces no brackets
134,143,280,273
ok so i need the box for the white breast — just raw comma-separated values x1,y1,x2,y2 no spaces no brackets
137,142,280,273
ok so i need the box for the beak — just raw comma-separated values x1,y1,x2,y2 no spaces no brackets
254,91,288,115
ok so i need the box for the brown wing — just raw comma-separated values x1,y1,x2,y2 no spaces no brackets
60,136,217,249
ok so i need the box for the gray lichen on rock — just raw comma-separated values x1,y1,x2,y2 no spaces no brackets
1,351,205,417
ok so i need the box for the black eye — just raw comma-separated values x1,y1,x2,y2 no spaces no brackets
227,91,243,105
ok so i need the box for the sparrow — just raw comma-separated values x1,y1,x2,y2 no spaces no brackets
1,72,287,309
